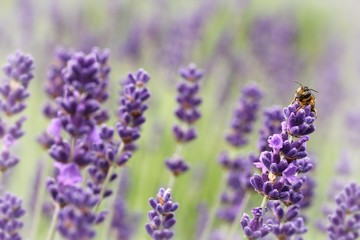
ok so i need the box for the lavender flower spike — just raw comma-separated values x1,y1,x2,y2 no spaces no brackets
283,101,315,137
226,84,263,148
166,63,203,176
0,193,25,240
145,188,179,240
327,182,360,240
240,207,271,239
0,51,34,116
172,63,203,143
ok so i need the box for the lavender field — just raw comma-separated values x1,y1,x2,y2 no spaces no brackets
0,0,360,239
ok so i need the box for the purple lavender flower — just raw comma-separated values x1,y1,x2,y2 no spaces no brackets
85,69,150,200
226,84,263,148
0,193,25,240
57,52,108,138
145,188,179,240
217,152,253,222
267,201,307,238
165,157,189,177
57,187,106,240
0,51,32,240
0,51,34,173
172,63,203,142
0,51,34,116
46,47,73,99
117,69,150,149
240,207,271,239
298,175,316,210
283,102,315,137
165,63,203,176
245,92,317,239
45,161,106,239
258,106,284,152
327,182,360,240
316,152,352,232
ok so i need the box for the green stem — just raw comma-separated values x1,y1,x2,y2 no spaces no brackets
260,196,269,213
103,167,123,239
167,174,175,189
46,203,60,240
94,141,124,212
174,144,183,157
94,164,115,212
29,160,47,240
227,194,250,240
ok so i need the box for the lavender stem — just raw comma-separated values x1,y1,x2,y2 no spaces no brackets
168,174,175,189
95,141,124,212
46,203,60,240
175,144,183,156
101,167,124,239
29,159,48,240
260,196,269,213
95,164,115,212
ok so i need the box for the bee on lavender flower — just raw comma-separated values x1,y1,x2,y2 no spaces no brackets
292,81,318,117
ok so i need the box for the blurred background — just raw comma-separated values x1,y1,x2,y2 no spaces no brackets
1,0,360,239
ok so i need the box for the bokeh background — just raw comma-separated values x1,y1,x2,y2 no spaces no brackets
1,0,360,239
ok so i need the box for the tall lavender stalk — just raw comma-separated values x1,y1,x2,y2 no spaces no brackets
200,84,263,240
43,46,151,239
164,63,203,186
327,182,360,239
241,99,316,239
0,51,34,240
145,188,179,240
45,49,111,240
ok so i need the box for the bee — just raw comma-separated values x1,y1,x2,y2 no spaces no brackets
292,81,318,117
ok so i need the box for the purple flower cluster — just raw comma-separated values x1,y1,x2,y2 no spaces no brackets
267,202,307,239
42,47,151,239
0,51,34,172
145,188,179,240
258,106,284,152
241,100,316,239
44,48,112,183
57,51,110,137
240,207,271,239
327,182,360,239
0,51,34,115
316,151,352,232
217,152,253,222
117,69,150,151
165,64,203,177
173,63,203,142
0,193,26,240
0,51,32,240
46,163,106,239
226,84,263,147
43,47,73,119
215,84,262,225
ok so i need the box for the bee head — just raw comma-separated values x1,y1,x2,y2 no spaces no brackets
294,81,318,94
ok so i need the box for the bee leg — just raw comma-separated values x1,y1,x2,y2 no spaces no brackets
312,108,317,118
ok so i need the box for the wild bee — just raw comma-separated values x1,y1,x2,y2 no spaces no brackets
292,81,317,116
